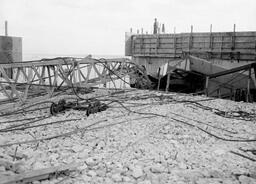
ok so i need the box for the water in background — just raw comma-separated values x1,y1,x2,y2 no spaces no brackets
23,53,127,61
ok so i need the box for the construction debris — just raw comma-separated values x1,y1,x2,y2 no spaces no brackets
0,163,79,184
50,99,108,116
0,89,255,183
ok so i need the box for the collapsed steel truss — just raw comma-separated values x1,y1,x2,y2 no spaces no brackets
0,57,135,104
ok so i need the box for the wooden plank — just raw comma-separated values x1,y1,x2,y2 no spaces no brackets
209,63,255,78
0,163,79,184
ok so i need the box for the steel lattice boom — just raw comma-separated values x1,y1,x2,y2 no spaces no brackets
0,56,137,104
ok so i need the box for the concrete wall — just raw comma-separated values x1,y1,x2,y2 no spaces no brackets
0,36,22,64
0,36,22,78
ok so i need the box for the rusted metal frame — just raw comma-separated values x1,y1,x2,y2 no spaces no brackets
0,66,24,103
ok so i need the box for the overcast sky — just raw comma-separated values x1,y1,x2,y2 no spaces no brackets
1,0,256,58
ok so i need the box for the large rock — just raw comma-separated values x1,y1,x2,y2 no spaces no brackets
85,157,98,167
33,162,47,170
72,145,84,153
239,175,256,184
77,149,90,159
87,170,97,177
138,180,152,184
111,173,123,182
132,165,144,179
150,163,165,173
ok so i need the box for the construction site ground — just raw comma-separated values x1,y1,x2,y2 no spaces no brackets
0,89,256,184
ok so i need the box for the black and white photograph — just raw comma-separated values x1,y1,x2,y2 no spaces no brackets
0,0,256,183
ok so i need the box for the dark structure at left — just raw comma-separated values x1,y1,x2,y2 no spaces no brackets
0,36,22,77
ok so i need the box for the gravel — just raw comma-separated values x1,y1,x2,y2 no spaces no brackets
0,89,255,183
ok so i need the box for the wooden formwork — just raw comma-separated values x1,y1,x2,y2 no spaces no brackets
126,31,256,61
0,57,133,105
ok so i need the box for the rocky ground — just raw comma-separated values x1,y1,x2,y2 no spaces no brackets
0,89,256,184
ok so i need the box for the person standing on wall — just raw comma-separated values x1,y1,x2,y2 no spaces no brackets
153,18,158,34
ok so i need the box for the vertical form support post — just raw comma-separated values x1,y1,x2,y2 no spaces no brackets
103,62,107,88
188,25,193,52
232,24,236,50
209,24,213,52
205,76,209,96
5,21,8,36
173,27,176,58
184,53,188,71
220,35,223,59
165,61,170,92
157,67,161,91
246,68,251,102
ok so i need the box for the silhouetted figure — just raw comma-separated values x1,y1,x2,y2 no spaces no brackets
162,24,165,33
153,18,158,34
